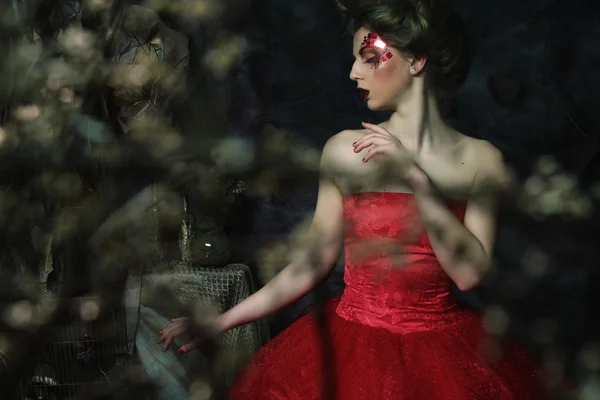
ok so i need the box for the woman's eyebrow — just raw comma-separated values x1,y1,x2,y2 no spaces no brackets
359,38,386,54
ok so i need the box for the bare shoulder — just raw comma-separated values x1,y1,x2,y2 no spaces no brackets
319,129,374,191
469,138,504,165
323,130,364,152
321,129,365,169
462,137,510,189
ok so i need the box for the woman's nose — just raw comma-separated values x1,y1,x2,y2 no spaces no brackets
349,61,362,81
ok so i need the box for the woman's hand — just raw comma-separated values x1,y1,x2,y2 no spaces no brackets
156,317,191,354
157,315,223,355
353,122,412,167
353,122,431,192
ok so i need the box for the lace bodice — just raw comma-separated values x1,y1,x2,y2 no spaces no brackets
336,192,470,333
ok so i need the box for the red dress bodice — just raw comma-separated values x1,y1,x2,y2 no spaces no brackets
337,192,469,333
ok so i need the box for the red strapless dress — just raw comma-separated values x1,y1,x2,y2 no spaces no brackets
227,192,546,399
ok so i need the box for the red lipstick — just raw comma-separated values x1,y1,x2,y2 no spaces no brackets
358,88,370,100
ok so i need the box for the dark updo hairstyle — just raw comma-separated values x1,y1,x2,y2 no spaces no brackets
337,0,472,100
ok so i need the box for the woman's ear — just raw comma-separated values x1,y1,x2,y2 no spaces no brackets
409,56,427,76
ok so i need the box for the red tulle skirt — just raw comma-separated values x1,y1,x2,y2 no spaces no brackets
227,298,546,400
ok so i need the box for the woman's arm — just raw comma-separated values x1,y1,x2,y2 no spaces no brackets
411,145,508,291
219,177,344,332
158,136,345,353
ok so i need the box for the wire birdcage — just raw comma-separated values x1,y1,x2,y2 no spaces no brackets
18,289,129,400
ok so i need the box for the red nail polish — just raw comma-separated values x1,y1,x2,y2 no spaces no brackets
178,349,185,355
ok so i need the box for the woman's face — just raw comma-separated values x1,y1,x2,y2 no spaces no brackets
349,27,415,111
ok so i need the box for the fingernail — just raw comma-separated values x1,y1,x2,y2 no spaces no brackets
178,349,185,355
362,158,366,162
352,141,356,145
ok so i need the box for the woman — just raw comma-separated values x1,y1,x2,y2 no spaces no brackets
158,1,546,398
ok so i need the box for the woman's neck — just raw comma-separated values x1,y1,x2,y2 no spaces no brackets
384,87,455,154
